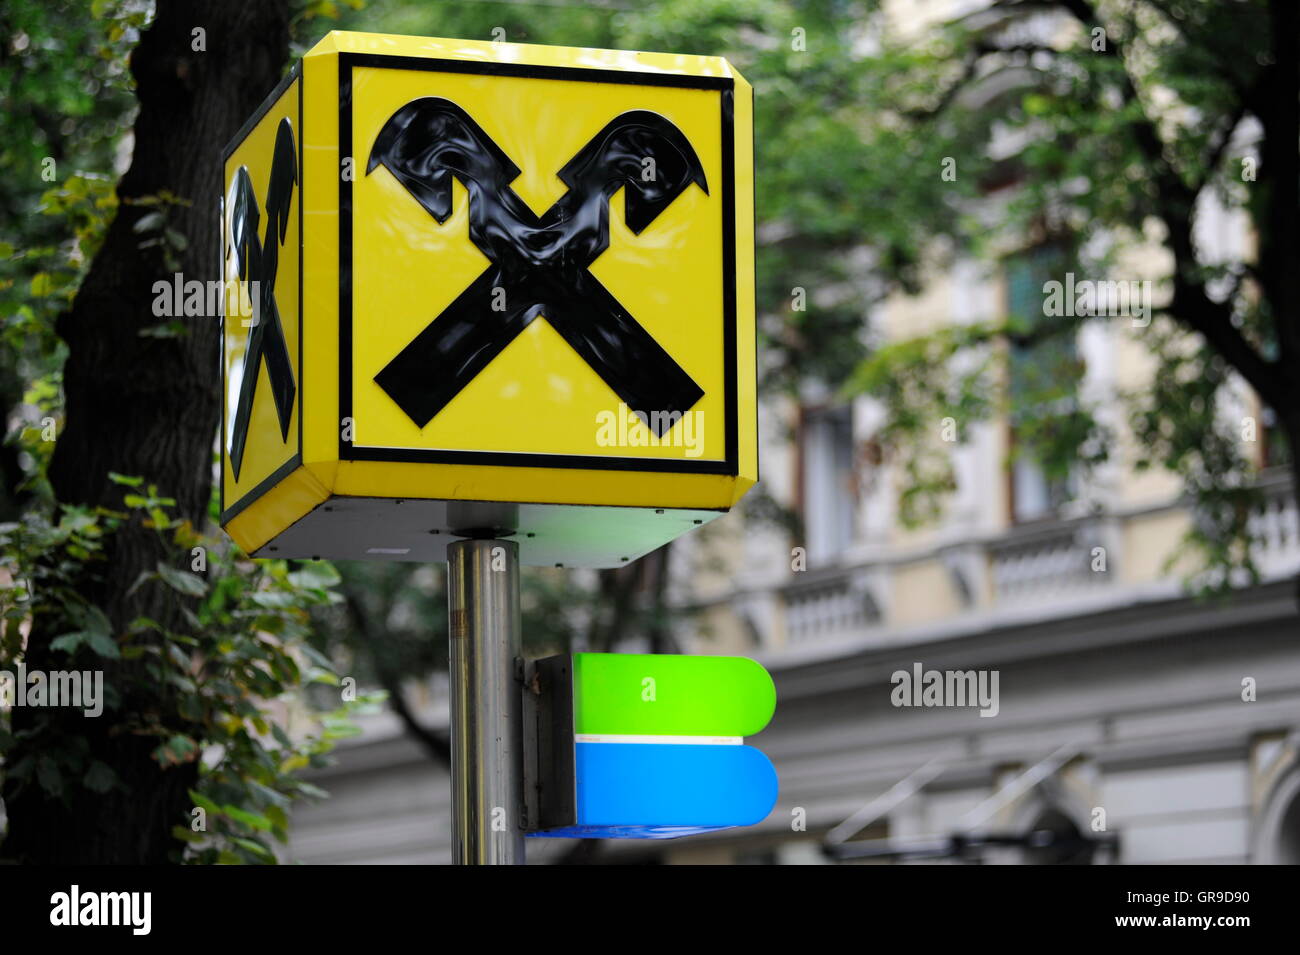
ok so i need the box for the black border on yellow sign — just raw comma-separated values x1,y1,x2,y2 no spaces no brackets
338,52,739,476
219,63,304,526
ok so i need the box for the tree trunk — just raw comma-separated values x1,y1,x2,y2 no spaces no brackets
1286,413,1300,608
3,2,291,864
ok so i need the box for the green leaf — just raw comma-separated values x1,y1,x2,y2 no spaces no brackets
266,805,290,841
84,629,120,659
155,734,198,765
36,755,62,798
7,755,34,783
295,781,328,800
171,825,205,844
287,562,341,590
223,805,272,832
177,693,203,721
83,761,119,793
30,273,55,297
157,562,208,597
50,632,87,654
187,789,221,815
138,320,186,339
249,779,291,809
231,837,275,862
56,604,116,657
132,211,164,233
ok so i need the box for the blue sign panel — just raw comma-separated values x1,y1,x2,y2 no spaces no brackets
532,742,778,840
528,654,779,839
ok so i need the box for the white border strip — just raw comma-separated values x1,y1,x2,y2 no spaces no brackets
575,734,742,746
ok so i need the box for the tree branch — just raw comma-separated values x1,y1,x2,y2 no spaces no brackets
903,41,1057,122
1255,0,1300,378
1054,0,1288,413
1195,102,1246,195
341,589,451,766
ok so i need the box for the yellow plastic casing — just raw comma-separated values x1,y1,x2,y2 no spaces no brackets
220,32,755,568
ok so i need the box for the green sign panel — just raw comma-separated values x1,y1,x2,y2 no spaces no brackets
530,652,780,838
573,652,776,738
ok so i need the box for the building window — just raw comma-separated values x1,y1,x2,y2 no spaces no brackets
1012,450,1074,522
1261,405,1292,470
800,405,856,563
1005,245,1079,523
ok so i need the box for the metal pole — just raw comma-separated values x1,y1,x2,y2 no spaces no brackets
447,538,525,865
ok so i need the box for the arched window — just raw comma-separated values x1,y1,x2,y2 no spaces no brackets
1254,769,1300,864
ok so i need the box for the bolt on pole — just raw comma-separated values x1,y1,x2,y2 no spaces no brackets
447,538,526,865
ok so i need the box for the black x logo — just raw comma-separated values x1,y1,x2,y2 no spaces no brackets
227,117,297,480
367,98,707,436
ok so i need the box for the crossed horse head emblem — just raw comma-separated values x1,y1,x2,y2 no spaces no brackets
227,99,709,479
227,117,297,481
367,98,709,436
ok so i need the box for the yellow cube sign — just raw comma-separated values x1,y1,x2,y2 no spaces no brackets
220,32,756,567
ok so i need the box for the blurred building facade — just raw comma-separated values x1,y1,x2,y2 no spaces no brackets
660,263,1300,866
289,0,1300,864
288,232,1299,865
